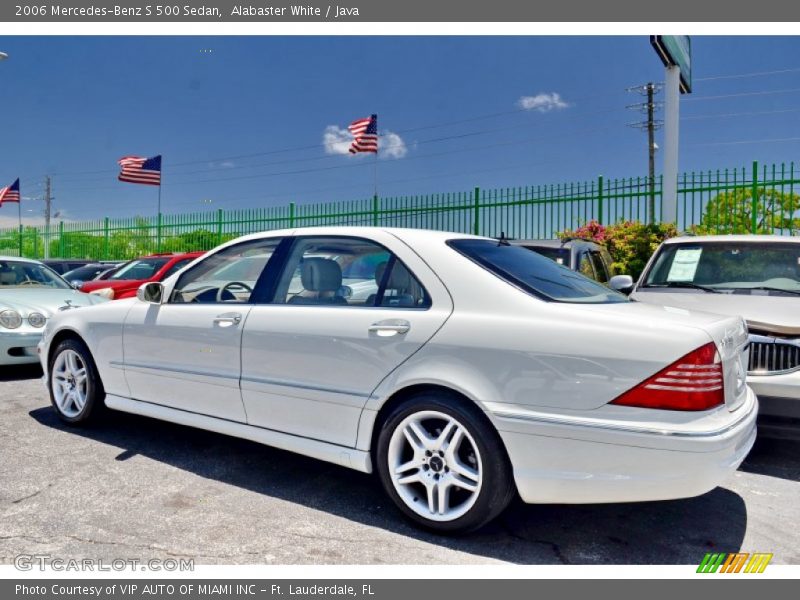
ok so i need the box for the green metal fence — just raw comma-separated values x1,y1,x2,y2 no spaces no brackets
1,160,798,261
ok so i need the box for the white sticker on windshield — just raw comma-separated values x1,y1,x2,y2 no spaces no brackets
667,248,703,282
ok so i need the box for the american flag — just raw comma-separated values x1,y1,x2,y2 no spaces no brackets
118,155,162,186
348,114,378,154
0,179,20,205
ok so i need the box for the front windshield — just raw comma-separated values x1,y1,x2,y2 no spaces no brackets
0,260,70,289
643,242,800,294
110,258,170,281
449,239,627,304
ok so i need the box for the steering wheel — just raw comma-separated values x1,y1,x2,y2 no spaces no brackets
18,279,40,286
216,281,252,302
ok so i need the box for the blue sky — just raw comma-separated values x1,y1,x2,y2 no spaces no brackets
1,35,799,224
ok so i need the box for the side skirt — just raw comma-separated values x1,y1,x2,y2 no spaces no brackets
104,394,373,474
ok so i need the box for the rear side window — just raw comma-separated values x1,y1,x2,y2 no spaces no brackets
449,239,627,304
275,237,431,308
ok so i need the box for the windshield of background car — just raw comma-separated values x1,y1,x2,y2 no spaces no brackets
109,258,171,281
643,242,800,294
0,260,71,289
449,239,627,303
524,246,570,266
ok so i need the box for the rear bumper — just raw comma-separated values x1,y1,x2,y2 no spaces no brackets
749,371,800,418
0,331,43,365
494,387,758,504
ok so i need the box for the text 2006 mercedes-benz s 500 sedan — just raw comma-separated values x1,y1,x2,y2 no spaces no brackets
39,227,758,533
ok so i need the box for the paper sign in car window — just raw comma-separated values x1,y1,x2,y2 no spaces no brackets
667,248,703,282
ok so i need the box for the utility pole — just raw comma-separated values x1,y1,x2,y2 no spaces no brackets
627,82,663,224
44,176,52,259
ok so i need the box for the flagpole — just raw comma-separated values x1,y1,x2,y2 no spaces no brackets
17,198,22,257
156,177,162,253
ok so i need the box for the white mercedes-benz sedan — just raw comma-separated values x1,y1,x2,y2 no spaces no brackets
39,227,757,533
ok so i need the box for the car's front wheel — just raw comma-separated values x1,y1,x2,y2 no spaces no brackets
376,393,515,534
49,339,105,425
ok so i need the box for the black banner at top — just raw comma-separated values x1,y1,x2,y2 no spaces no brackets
2,0,798,22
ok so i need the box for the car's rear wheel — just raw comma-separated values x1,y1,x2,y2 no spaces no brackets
49,339,105,425
376,392,515,534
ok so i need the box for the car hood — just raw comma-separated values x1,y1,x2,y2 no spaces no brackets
631,290,800,336
0,288,108,317
81,279,144,292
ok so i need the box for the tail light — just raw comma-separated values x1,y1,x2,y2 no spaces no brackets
611,342,724,411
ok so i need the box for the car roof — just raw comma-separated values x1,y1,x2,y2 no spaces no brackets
664,234,800,244
0,256,44,265
510,238,600,249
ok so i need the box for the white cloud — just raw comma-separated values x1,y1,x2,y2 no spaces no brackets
517,92,570,113
380,131,408,159
322,125,408,159
323,125,353,155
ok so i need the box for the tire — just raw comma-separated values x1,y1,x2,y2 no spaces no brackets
48,338,106,425
376,392,515,534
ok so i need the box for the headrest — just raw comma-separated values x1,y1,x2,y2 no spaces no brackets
375,261,411,291
0,269,16,284
301,258,342,292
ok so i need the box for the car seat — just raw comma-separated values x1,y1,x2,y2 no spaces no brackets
367,261,416,308
287,258,348,305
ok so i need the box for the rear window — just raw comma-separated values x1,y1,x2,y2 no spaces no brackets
524,246,570,266
449,239,627,304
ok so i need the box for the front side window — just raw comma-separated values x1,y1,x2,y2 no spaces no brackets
170,239,280,304
590,252,610,283
0,260,70,289
275,237,430,308
578,252,596,280
449,239,627,304
643,242,800,295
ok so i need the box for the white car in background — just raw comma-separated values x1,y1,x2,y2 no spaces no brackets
631,235,800,424
39,227,756,533
0,257,106,366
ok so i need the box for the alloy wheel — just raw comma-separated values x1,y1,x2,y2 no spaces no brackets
387,410,483,522
52,349,89,418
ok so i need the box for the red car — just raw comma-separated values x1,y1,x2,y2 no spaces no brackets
80,252,203,300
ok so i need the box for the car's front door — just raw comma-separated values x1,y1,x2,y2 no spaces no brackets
121,238,281,421
240,234,453,446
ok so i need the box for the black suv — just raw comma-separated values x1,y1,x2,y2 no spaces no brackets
510,238,616,285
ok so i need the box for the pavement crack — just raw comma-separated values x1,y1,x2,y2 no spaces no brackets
11,484,52,504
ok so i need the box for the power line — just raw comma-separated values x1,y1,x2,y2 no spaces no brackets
696,67,800,82
684,87,800,102
689,136,800,147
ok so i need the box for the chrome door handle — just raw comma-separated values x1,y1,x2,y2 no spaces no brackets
368,320,410,336
213,314,242,326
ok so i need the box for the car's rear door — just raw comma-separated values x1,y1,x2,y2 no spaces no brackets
121,238,282,421
240,232,453,447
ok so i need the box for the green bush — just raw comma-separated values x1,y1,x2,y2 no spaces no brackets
559,219,678,281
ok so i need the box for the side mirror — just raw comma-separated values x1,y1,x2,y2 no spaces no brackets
609,274,635,295
137,281,164,304
71,281,83,289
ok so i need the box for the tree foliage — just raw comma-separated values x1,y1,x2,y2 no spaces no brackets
692,188,800,235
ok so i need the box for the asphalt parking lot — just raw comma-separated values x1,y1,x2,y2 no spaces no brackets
1,364,798,566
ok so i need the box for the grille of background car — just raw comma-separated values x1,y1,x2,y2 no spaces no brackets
748,335,800,375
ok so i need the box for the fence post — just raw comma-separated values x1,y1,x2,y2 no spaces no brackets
156,213,162,253
216,209,224,244
751,160,759,234
289,202,296,228
473,187,480,235
18,224,23,257
59,221,64,257
597,175,604,225
372,194,379,226
103,217,110,260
